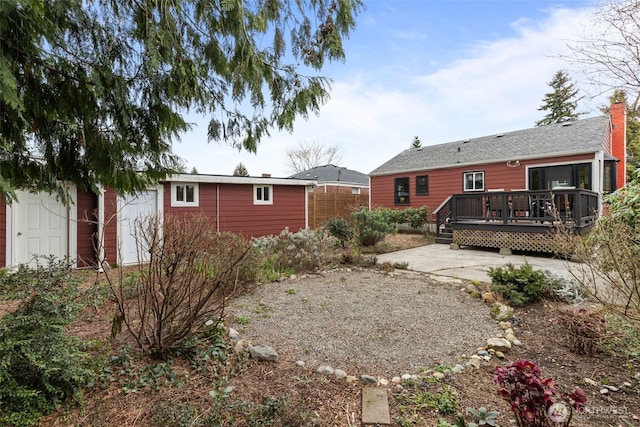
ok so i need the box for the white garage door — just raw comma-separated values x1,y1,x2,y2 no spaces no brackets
13,190,74,266
118,190,160,265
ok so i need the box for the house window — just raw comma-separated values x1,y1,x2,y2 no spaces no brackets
254,185,273,205
395,177,410,205
528,163,592,190
603,160,616,194
352,187,361,195
171,183,199,206
463,171,484,191
416,175,428,195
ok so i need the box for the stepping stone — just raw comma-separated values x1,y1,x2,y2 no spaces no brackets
362,387,390,425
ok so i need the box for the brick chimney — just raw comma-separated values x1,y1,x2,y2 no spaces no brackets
610,102,627,188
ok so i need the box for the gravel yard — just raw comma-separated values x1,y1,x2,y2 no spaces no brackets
227,268,501,377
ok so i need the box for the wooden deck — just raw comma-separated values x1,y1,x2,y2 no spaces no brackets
434,189,598,252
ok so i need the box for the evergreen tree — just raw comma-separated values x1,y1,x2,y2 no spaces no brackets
535,70,583,126
233,163,249,177
411,136,422,149
601,89,640,180
0,1,363,203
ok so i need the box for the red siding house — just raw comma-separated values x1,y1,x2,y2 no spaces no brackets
1,174,314,268
369,104,627,252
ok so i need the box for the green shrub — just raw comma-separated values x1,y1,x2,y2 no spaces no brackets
324,217,354,248
350,207,395,247
488,263,555,306
0,259,96,426
405,206,430,231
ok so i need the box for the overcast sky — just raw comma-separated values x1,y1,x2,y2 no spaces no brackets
172,0,608,178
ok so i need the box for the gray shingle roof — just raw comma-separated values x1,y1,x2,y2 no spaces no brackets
369,116,611,176
290,164,369,186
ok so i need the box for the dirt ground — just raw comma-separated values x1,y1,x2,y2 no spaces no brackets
34,233,640,426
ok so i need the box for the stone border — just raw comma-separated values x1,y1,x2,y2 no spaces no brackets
228,270,524,387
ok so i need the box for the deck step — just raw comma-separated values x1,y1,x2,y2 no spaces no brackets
435,236,453,244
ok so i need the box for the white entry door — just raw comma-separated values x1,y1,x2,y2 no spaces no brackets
118,189,160,265
13,190,74,266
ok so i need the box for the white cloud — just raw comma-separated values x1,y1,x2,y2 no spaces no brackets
173,6,604,177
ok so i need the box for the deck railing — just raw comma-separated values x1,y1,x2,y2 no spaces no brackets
434,189,599,237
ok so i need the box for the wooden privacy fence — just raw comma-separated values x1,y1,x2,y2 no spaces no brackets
308,192,368,229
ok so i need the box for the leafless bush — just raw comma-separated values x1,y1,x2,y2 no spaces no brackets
554,216,640,326
556,308,607,355
108,214,251,357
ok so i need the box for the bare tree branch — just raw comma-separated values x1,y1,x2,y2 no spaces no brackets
285,140,343,174
564,0,640,110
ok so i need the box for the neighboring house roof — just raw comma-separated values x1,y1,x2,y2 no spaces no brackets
369,115,612,176
168,173,316,186
290,164,369,186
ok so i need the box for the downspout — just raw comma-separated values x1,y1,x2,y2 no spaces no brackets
97,185,105,272
305,185,309,229
216,184,220,232
368,176,371,210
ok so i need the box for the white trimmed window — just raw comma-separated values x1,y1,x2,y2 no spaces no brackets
463,171,484,191
171,183,199,206
352,187,361,195
254,185,273,205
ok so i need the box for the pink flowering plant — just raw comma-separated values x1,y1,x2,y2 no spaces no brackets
494,360,586,426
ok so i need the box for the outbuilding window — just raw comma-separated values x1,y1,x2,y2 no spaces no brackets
171,183,199,206
254,185,273,205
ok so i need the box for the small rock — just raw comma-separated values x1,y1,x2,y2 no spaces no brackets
360,375,377,384
504,328,514,336
432,372,446,380
295,360,305,367
248,344,279,361
623,382,632,387
289,274,297,280
512,339,522,346
334,369,347,379
234,339,248,354
316,365,334,375
466,358,481,369
482,355,491,361
491,303,515,321
495,351,506,359
604,385,620,392
498,321,512,330
228,328,240,342
477,350,490,357
635,373,640,380
379,378,389,386
401,373,413,381
583,378,598,386
451,364,464,374
482,292,497,304
505,333,517,342
391,376,402,383
463,284,477,294
487,337,512,353
600,388,609,395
